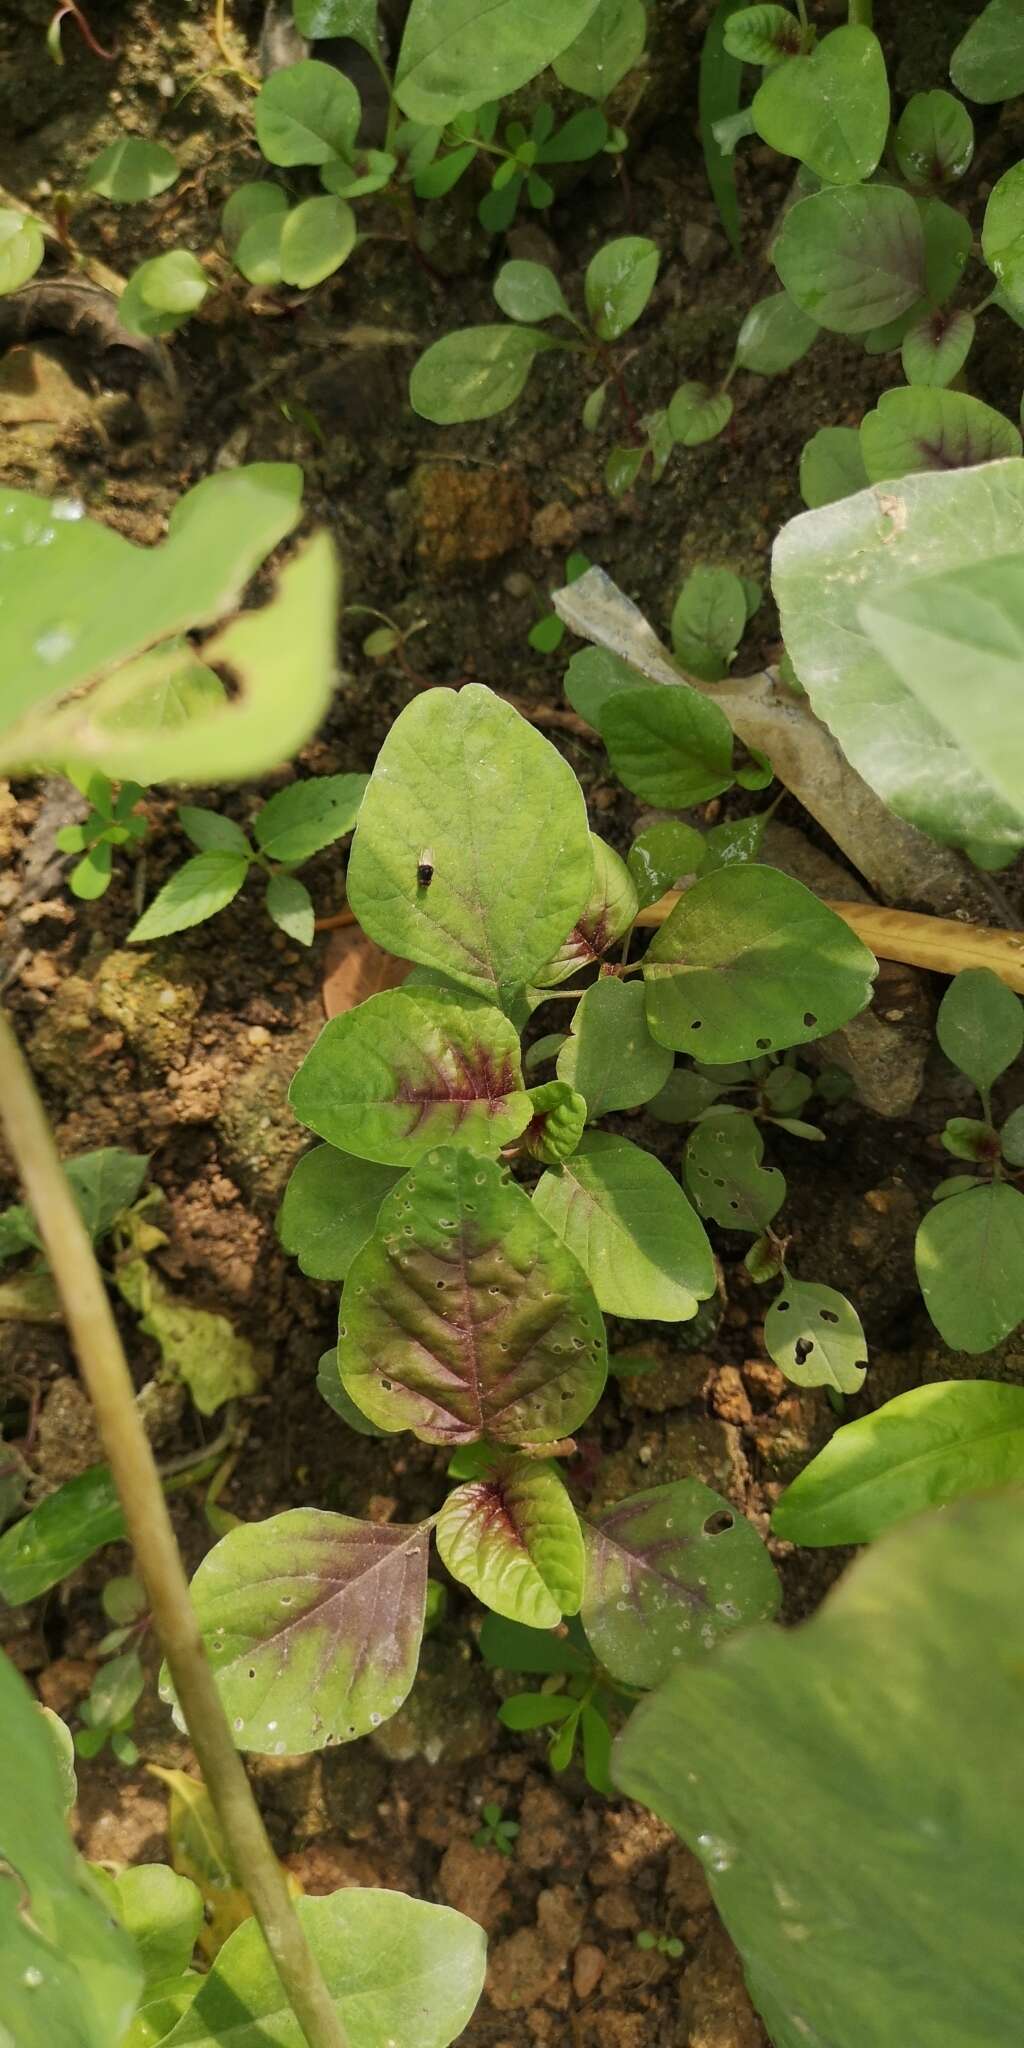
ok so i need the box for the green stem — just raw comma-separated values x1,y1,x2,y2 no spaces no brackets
847,0,873,22
0,1005,349,2048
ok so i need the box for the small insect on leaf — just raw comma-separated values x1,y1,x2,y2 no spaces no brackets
417,848,435,888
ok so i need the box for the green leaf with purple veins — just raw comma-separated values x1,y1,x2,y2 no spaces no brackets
437,1453,585,1625
338,1148,606,1446
532,835,638,986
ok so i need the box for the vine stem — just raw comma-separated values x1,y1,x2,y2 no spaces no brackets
0,1005,348,2048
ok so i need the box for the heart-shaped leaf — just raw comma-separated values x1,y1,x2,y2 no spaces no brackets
174,1508,430,1752
163,1889,486,2048
860,388,1021,481
937,966,1024,1093
916,1182,1024,1353
900,307,975,388
774,184,926,333
277,1146,399,1280
532,835,638,985
338,1148,606,1444
557,977,674,1116
764,1277,868,1392
437,1453,585,1625
600,685,735,807
684,1110,786,1232
894,89,974,184
773,1379,1024,1546
534,1132,715,1322
289,987,532,1166
753,26,889,184
581,1479,780,1688
642,866,877,1062
347,686,593,1008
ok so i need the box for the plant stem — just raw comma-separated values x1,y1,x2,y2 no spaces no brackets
847,0,873,23
0,1005,348,2048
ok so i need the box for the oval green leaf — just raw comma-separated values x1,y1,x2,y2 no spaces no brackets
0,1464,124,1605
584,235,659,340
952,0,1024,103
774,184,926,334
667,380,733,445
860,387,1021,482
553,0,647,97
735,291,819,376
410,323,557,422
900,307,975,389
493,258,571,323
0,208,44,294
627,819,705,908
437,1453,585,1625
894,89,974,185
916,1182,1024,1353
600,684,734,807
279,193,356,286
277,1145,399,1280
84,138,180,203
764,1277,868,1392
395,0,604,121
556,976,673,1117
937,965,1024,1093
534,1131,715,1322
254,58,361,165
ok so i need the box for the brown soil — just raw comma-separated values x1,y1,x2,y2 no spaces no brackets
3,3,1024,2044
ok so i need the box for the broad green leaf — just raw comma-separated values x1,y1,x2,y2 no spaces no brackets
584,236,659,340
0,208,44,294
564,644,647,724
255,59,361,164
894,89,974,184
916,1182,1024,1353
119,251,209,337
774,1379,1024,1546
531,834,637,986
523,1080,587,1163
581,1479,779,1688
394,0,604,122
734,291,818,375
265,871,314,944
112,1865,203,1986
293,0,380,53
671,565,746,661
479,1611,591,1674
684,1110,786,1232
253,772,366,861
279,193,356,286
952,0,1024,102
614,1491,1024,2048
556,977,673,1116
936,967,1024,1092
642,867,876,1062
175,1507,430,1752
410,324,558,421
84,138,179,202
553,0,646,97
752,26,888,185
764,1277,867,1392
289,986,532,1165
0,1465,124,1604
0,1649,141,2048
346,686,593,1007
860,388,1021,482
129,852,250,941
162,1889,485,2048
600,684,734,806
772,462,1024,854
900,307,975,388
277,1145,398,1280
627,820,704,907
493,259,571,323
798,423,868,507
667,380,733,445
338,1148,606,1444
437,1453,585,1625
534,1132,715,1322
724,5,802,64
774,185,925,333
221,180,288,252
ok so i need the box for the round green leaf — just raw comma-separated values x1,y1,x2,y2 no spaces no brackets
860,387,1021,482
894,89,974,185
581,1479,780,1689
278,1148,400,1281
523,1080,587,1163
111,1865,202,1987
752,26,889,185
234,208,287,284
118,251,209,337
916,1182,1024,1352
798,423,868,507
774,185,926,334
734,291,818,375
279,193,356,286
564,645,646,725
0,208,44,294
952,0,1024,104
338,1148,607,1445
684,1110,786,1233
531,834,637,986
394,0,605,122
764,1277,868,1391
346,685,594,1007
642,866,877,1062
84,138,179,203
437,1453,584,1626
254,58,361,165
627,820,704,908
553,0,647,97
600,684,734,807
410,324,557,422
493,259,571,323
289,986,532,1166
667,381,733,445
556,977,673,1117
534,1131,715,1322
222,180,288,252
584,235,659,340
773,1379,1024,1547
900,307,975,388
176,1507,430,1752
936,966,1024,1092
164,1889,486,2048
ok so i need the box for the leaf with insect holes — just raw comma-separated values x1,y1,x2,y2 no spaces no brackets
752,26,889,185
523,1081,587,1164
557,977,673,1118
168,1507,430,1753
531,836,637,987
735,292,818,376
278,1145,399,1281
437,1453,585,1626
534,1132,715,1323
936,968,1024,1094
0,1465,125,1605
901,308,975,389
774,185,925,333
685,1111,786,1233
410,325,560,421
163,1890,485,2048
642,867,876,1063
600,685,734,808
395,0,603,122
289,987,532,1166
129,853,250,942
668,381,733,446
346,686,593,1008
773,1379,1024,1547
765,1278,867,1392
337,1148,606,1446
581,1480,780,1689
860,388,1020,482
84,138,179,203
916,1183,1024,1354
493,260,571,323
0,209,44,294
952,0,1024,103
584,236,659,340
255,59,361,164
553,0,647,97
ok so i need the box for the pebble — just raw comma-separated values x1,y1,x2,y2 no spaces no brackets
573,1944,606,2001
